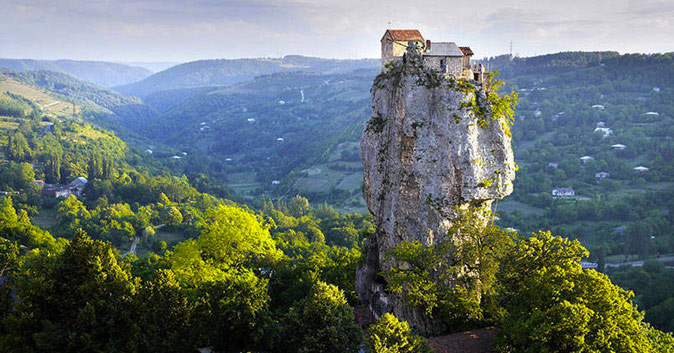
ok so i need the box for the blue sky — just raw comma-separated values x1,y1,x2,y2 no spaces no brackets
1,0,673,62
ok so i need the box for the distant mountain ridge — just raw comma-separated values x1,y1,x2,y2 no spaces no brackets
0,58,152,87
115,55,379,98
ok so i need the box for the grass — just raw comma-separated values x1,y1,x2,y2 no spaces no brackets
336,172,362,191
76,125,110,140
226,172,258,185
0,74,74,117
33,208,58,229
155,231,185,245
327,141,360,162
296,177,329,192
495,200,545,216
0,118,19,130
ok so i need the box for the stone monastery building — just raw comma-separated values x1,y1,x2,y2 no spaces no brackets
381,29,487,82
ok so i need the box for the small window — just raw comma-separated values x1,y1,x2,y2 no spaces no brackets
440,59,444,65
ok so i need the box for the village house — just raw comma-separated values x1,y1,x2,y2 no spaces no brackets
552,187,575,198
42,177,88,198
593,127,612,138
42,186,72,198
633,166,649,173
580,262,599,270
611,144,627,151
596,121,606,128
595,172,609,180
580,156,593,164
548,162,559,169
380,29,484,82
69,177,88,197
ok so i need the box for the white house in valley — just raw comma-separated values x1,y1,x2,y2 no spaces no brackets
552,187,575,198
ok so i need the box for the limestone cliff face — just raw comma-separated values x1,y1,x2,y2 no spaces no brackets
357,50,516,335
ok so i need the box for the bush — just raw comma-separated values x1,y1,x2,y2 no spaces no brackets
281,281,363,353
365,313,431,353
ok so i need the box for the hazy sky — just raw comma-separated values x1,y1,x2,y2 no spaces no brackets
1,0,673,63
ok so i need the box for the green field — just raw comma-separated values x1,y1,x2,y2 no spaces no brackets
0,74,74,117
495,200,545,216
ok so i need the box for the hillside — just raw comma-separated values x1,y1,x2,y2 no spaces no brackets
129,69,375,210
486,52,674,255
3,70,158,124
116,52,674,258
115,55,379,98
0,73,77,118
0,58,152,87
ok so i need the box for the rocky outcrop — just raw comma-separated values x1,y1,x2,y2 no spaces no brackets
356,48,516,335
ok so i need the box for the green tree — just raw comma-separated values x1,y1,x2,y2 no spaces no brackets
45,151,62,183
164,206,183,226
6,132,31,161
281,281,363,353
1,230,138,352
197,204,280,268
365,313,431,353
192,268,272,352
287,195,312,218
496,231,663,353
0,241,20,318
133,269,195,353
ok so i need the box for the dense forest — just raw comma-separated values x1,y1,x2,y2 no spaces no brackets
2,51,674,352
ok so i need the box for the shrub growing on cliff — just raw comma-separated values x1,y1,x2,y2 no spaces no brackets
365,313,431,353
383,208,512,330
458,71,518,138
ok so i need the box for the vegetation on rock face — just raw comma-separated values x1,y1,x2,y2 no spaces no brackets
382,208,513,330
457,71,518,137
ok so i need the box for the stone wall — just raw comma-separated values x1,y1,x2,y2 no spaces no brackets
381,37,414,70
381,37,394,68
422,56,463,77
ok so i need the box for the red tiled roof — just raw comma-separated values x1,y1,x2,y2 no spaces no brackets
459,46,474,56
427,327,497,353
383,29,424,42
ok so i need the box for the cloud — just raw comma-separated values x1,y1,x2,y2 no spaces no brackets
0,0,673,61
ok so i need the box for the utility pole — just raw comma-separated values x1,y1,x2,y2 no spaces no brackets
72,102,76,118
510,41,513,57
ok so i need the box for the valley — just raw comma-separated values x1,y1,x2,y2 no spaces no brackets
2,51,674,345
